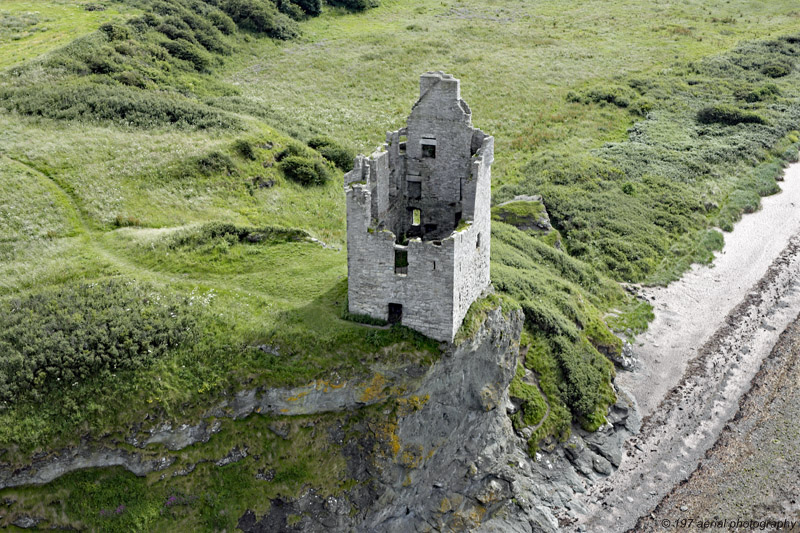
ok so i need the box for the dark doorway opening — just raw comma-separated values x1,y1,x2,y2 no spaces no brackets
388,303,403,324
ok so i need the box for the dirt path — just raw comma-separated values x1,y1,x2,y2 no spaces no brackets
574,163,800,531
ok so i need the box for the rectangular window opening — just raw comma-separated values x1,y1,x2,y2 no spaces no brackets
408,180,421,199
395,249,408,275
412,209,421,226
421,137,437,159
476,233,481,248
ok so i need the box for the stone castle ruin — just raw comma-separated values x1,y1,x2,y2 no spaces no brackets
344,72,493,342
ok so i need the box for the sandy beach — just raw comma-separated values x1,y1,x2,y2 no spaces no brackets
576,162,800,531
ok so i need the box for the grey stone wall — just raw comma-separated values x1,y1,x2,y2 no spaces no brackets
345,72,493,342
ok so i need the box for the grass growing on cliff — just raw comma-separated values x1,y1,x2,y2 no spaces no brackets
0,408,377,531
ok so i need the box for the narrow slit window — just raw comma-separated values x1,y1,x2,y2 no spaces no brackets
412,209,421,226
476,233,481,248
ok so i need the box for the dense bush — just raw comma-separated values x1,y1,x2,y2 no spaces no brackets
551,336,613,420
194,150,237,174
734,83,780,103
761,63,791,78
162,38,212,71
0,83,241,129
218,0,298,39
327,0,377,11
291,0,322,16
0,280,197,405
275,141,312,161
308,135,355,170
166,221,307,249
697,104,767,125
233,138,257,160
279,155,331,185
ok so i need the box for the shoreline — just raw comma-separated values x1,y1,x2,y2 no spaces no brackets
575,161,800,530
631,310,800,532
619,162,800,418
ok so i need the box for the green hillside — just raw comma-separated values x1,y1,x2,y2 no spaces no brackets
1,0,800,528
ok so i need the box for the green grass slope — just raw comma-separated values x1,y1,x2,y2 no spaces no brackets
1,0,800,528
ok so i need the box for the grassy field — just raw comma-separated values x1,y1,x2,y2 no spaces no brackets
2,0,800,528
227,0,800,180
0,0,138,69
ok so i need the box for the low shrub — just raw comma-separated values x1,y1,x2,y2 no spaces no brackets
292,0,322,16
279,1,304,20
308,135,355,170
233,139,257,160
0,83,241,129
162,38,212,72
166,222,307,249
762,63,791,78
195,151,237,175
697,104,767,125
279,155,331,185
326,0,377,11
114,70,148,88
275,142,311,161
550,337,607,419
567,85,636,109
0,280,197,405
218,0,299,39
735,83,780,102
99,22,131,41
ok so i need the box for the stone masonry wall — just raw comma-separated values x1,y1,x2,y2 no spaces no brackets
345,72,493,342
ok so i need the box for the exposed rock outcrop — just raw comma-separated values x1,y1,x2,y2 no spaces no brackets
239,304,641,532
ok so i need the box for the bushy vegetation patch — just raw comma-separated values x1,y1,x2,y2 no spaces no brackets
0,279,196,405
697,104,766,126
499,35,800,285
508,362,548,429
216,0,298,39
279,155,331,185
491,222,627,440
1,81,240,129
166,221,308,249
194,150,238,175
308,135,355,171
326,0,377,11
0,0,377,130
0,10,44,41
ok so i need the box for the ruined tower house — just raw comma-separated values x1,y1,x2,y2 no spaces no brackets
344,72,494,342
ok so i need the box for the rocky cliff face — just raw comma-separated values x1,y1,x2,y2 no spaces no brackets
240,304,640,532
1,304,639,532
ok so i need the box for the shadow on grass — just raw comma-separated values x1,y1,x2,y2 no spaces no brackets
252,278,442,387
